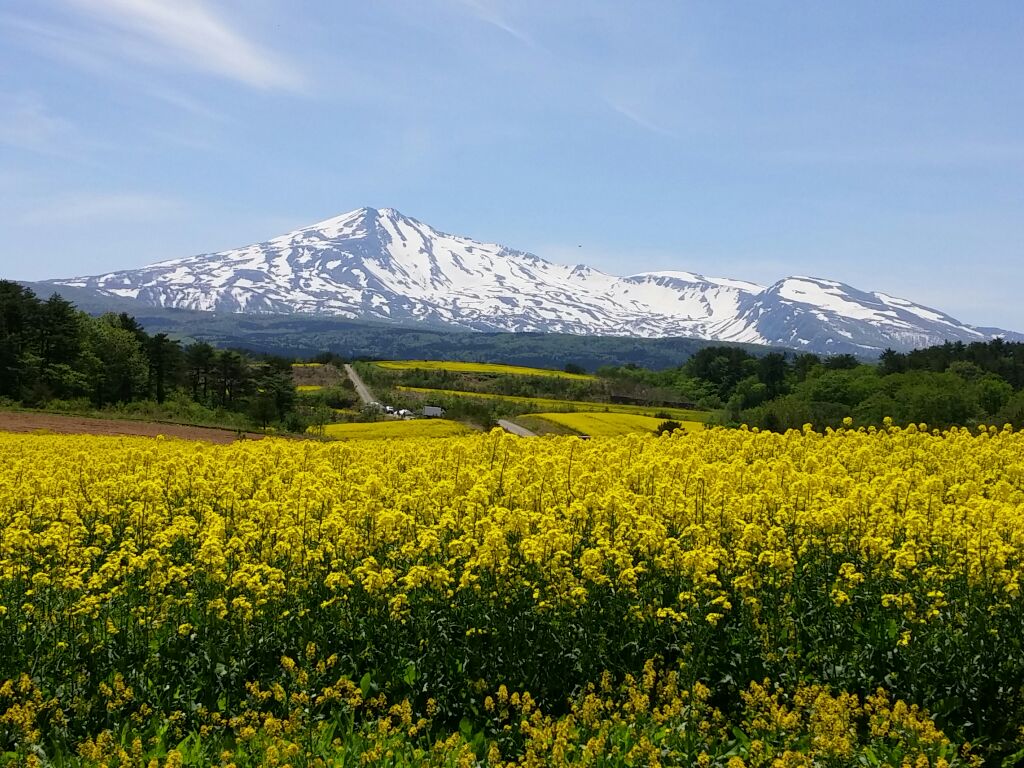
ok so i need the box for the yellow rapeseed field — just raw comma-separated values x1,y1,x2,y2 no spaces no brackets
375,360,595,379
1,424,1022,765
319,419,474,439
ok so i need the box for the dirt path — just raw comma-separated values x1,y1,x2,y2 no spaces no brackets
344,364,376,405
497,419,538,437
0,411,264,444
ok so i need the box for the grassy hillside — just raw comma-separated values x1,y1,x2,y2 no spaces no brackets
396,386,708,421
527,411,703,436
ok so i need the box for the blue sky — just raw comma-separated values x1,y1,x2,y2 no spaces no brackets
1,1,1022,329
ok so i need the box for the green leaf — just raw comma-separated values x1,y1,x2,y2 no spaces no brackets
359,672,372,699
886,618,898,641
459,717,474,739
403,661,417,686
1002,746,1024,767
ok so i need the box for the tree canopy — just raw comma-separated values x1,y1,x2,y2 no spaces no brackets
0,281,301,429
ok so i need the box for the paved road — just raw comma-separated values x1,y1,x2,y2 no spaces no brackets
497,419,538,437
344,364,375,405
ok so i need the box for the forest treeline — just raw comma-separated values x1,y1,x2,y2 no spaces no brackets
0,281,302,430
600,341,1024,431
6,279,1024,434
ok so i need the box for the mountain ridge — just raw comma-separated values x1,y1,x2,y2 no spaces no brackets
50,206,1022,356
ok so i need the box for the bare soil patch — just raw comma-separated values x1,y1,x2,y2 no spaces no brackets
0,411,264,444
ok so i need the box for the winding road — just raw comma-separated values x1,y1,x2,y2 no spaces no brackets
497,419,538,437
344,364,375,405
344,367,535,436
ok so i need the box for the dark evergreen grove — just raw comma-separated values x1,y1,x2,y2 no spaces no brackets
0,281,300,430
598,340,1024,431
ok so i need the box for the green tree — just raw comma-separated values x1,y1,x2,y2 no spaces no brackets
146,333,183,404
249,364,296,427
757,353,789,398
822,353,860,370
0,281,40,400
948,360,985,383
791,353,822,382
115,312,148,345
797,367,880,407
877,348,905,376
684,346,756,400
184,342,217,403
35,296,89,401
976,375,1013,416
875,371,980,428
39,295,83,367
216,351,249,408
84,316,149,406
733,375,770,410
996,391,1024,427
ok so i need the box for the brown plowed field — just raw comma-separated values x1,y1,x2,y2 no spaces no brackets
0,411,264,444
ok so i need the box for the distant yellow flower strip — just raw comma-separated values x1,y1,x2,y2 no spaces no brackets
398,385,708,421
1,425,1022,765
376,360,595,379
318,419,475,439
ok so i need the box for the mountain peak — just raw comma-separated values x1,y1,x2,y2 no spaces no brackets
50,209,1021,355
355,206,400,220
304,204,398,223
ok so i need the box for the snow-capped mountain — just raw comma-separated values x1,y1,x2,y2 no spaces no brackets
52,207,1021,355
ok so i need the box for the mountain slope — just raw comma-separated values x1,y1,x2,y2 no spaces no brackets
51,207,1021,355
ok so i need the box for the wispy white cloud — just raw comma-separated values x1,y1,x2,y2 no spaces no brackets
602,95,679,139
0,94,79,156
19,192,187,225
768,140,1024,170
453,0,534,47
57,0,305,91
144,84,227,121
1,12,230,128
0,12,111,74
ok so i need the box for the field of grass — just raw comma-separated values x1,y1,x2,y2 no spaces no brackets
1,427,1018,765
529,411,703,436
292,362,347,394
374,360,595,379
318,419,474,439
511,414,581,436
398,386,707,421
